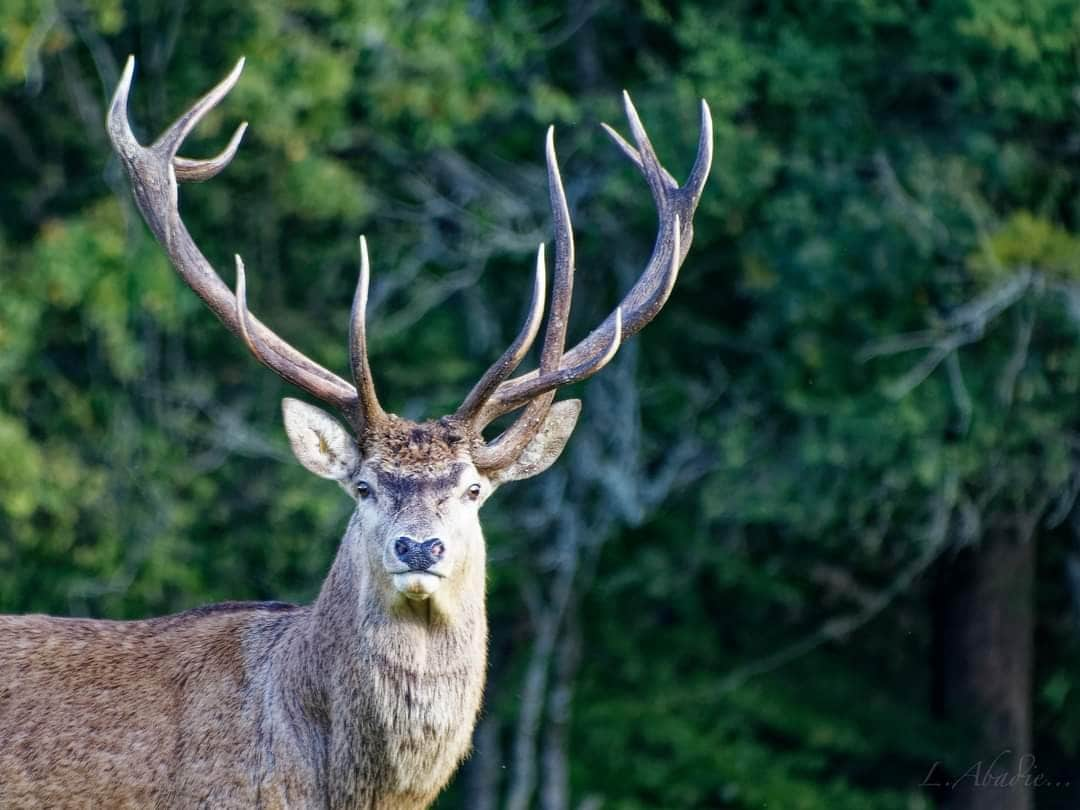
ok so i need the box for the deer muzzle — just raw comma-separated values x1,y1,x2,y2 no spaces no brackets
389,535,447,600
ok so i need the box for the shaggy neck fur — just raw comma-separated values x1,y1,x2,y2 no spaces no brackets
267,512,488,808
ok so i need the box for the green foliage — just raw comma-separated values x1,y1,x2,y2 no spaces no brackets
2,1,1080,808
970,211,1080,284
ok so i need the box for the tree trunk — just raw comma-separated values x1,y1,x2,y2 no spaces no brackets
540,607,583,810
463,713,501,810
932,518,1035,810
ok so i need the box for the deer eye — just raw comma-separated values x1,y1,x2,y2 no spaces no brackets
356,481,372,499
467,483,482,501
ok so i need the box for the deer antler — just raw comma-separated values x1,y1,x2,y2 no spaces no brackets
108,58,711,461
107,57,386,433
463,93,713,471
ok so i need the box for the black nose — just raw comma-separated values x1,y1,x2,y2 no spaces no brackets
394,536,445,571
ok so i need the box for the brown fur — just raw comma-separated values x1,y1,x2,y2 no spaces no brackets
362,415,474,473
0,418,490,810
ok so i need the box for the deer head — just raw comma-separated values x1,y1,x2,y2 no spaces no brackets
106,56,712,614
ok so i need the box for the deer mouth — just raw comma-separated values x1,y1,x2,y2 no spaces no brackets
392,570,444,600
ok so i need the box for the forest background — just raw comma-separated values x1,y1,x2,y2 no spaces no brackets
2,2,1080,809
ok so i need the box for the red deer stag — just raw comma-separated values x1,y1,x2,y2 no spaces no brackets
0,57,712,809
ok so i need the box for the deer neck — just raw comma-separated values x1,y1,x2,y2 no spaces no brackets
269,512,487,801
308,511,488,664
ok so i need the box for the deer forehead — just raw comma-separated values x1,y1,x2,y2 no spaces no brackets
361,416,476,476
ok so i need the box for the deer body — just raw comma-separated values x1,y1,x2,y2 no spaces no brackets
1,473,487,810
0,56,711,807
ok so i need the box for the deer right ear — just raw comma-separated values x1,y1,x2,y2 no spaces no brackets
282,398,359,481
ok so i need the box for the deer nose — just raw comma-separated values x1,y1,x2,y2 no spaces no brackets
394,536,445,571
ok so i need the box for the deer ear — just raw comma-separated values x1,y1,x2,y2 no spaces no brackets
281,398,359,481
488,399,582,486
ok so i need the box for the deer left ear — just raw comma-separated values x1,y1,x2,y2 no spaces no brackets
487,400,581,486
282,397,359,482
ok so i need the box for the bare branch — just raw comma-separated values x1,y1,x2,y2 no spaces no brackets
864,270,1037,400
997,306,1036,406
945,352,972,435
873,150,950,246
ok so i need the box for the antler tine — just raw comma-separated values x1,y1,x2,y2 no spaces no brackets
174,122,248,182
540,125,578,365
106,57,140,160
474,95,712,428
601,120,678,188
470,127,577,469
348,237,387,430
455,243,547,422
620,91,673,206
107,57,360,419
686,99,715,207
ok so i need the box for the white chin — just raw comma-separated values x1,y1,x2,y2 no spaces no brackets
393,572,442,600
